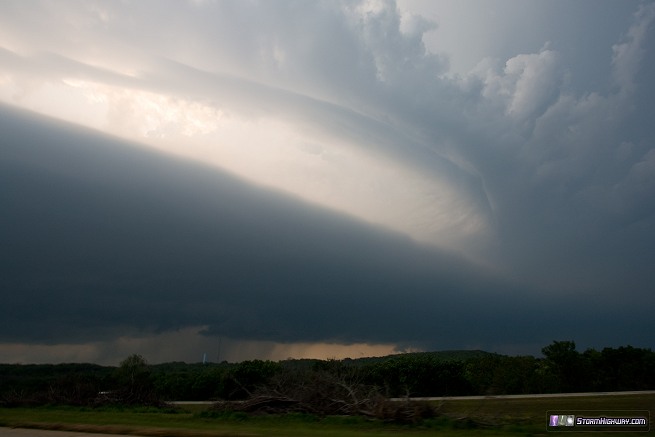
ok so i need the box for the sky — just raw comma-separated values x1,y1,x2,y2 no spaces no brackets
1,0,654,365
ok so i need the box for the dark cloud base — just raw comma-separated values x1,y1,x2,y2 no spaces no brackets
1,103,653,356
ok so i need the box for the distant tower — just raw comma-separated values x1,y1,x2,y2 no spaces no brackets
203,353,207,364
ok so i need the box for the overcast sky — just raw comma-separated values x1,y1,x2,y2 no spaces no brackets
1,0,654,365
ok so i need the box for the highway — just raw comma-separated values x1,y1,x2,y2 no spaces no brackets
0,429,129,437
389,389,655,401
172,390,655,405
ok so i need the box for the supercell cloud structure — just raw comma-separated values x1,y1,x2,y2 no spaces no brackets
0,0,654,364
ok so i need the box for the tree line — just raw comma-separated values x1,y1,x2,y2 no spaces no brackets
1,341,654,407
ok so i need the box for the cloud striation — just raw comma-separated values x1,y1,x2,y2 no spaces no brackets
0,0,654,363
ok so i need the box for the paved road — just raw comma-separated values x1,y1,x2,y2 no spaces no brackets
172,390,655,405
0,429,130,437
389,389,655,401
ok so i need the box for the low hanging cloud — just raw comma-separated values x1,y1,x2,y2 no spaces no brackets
1,0,654,363
0,103,536,347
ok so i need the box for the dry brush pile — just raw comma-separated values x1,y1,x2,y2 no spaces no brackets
211,366,439,423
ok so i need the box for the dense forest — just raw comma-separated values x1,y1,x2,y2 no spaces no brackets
1,341,654,408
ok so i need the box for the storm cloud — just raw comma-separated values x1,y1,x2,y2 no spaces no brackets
1,0,654,363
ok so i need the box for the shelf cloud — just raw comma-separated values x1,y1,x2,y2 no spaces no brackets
1,0,654,364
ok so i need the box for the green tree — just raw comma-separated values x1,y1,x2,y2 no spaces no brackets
114,354,159,405
464,354,503,395
222,360,281,399
598,346,655,391
117,355,149,386
541,341,582,392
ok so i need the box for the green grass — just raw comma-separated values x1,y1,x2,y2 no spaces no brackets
1,393,653,437
0,405,521,437
436,392,655,426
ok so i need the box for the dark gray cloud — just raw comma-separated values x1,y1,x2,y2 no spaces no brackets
1,1,654,362
1,103,653,361
0,104,500,345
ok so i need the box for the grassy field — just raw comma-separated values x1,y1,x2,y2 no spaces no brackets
437,392,654,427
0,393,653,436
